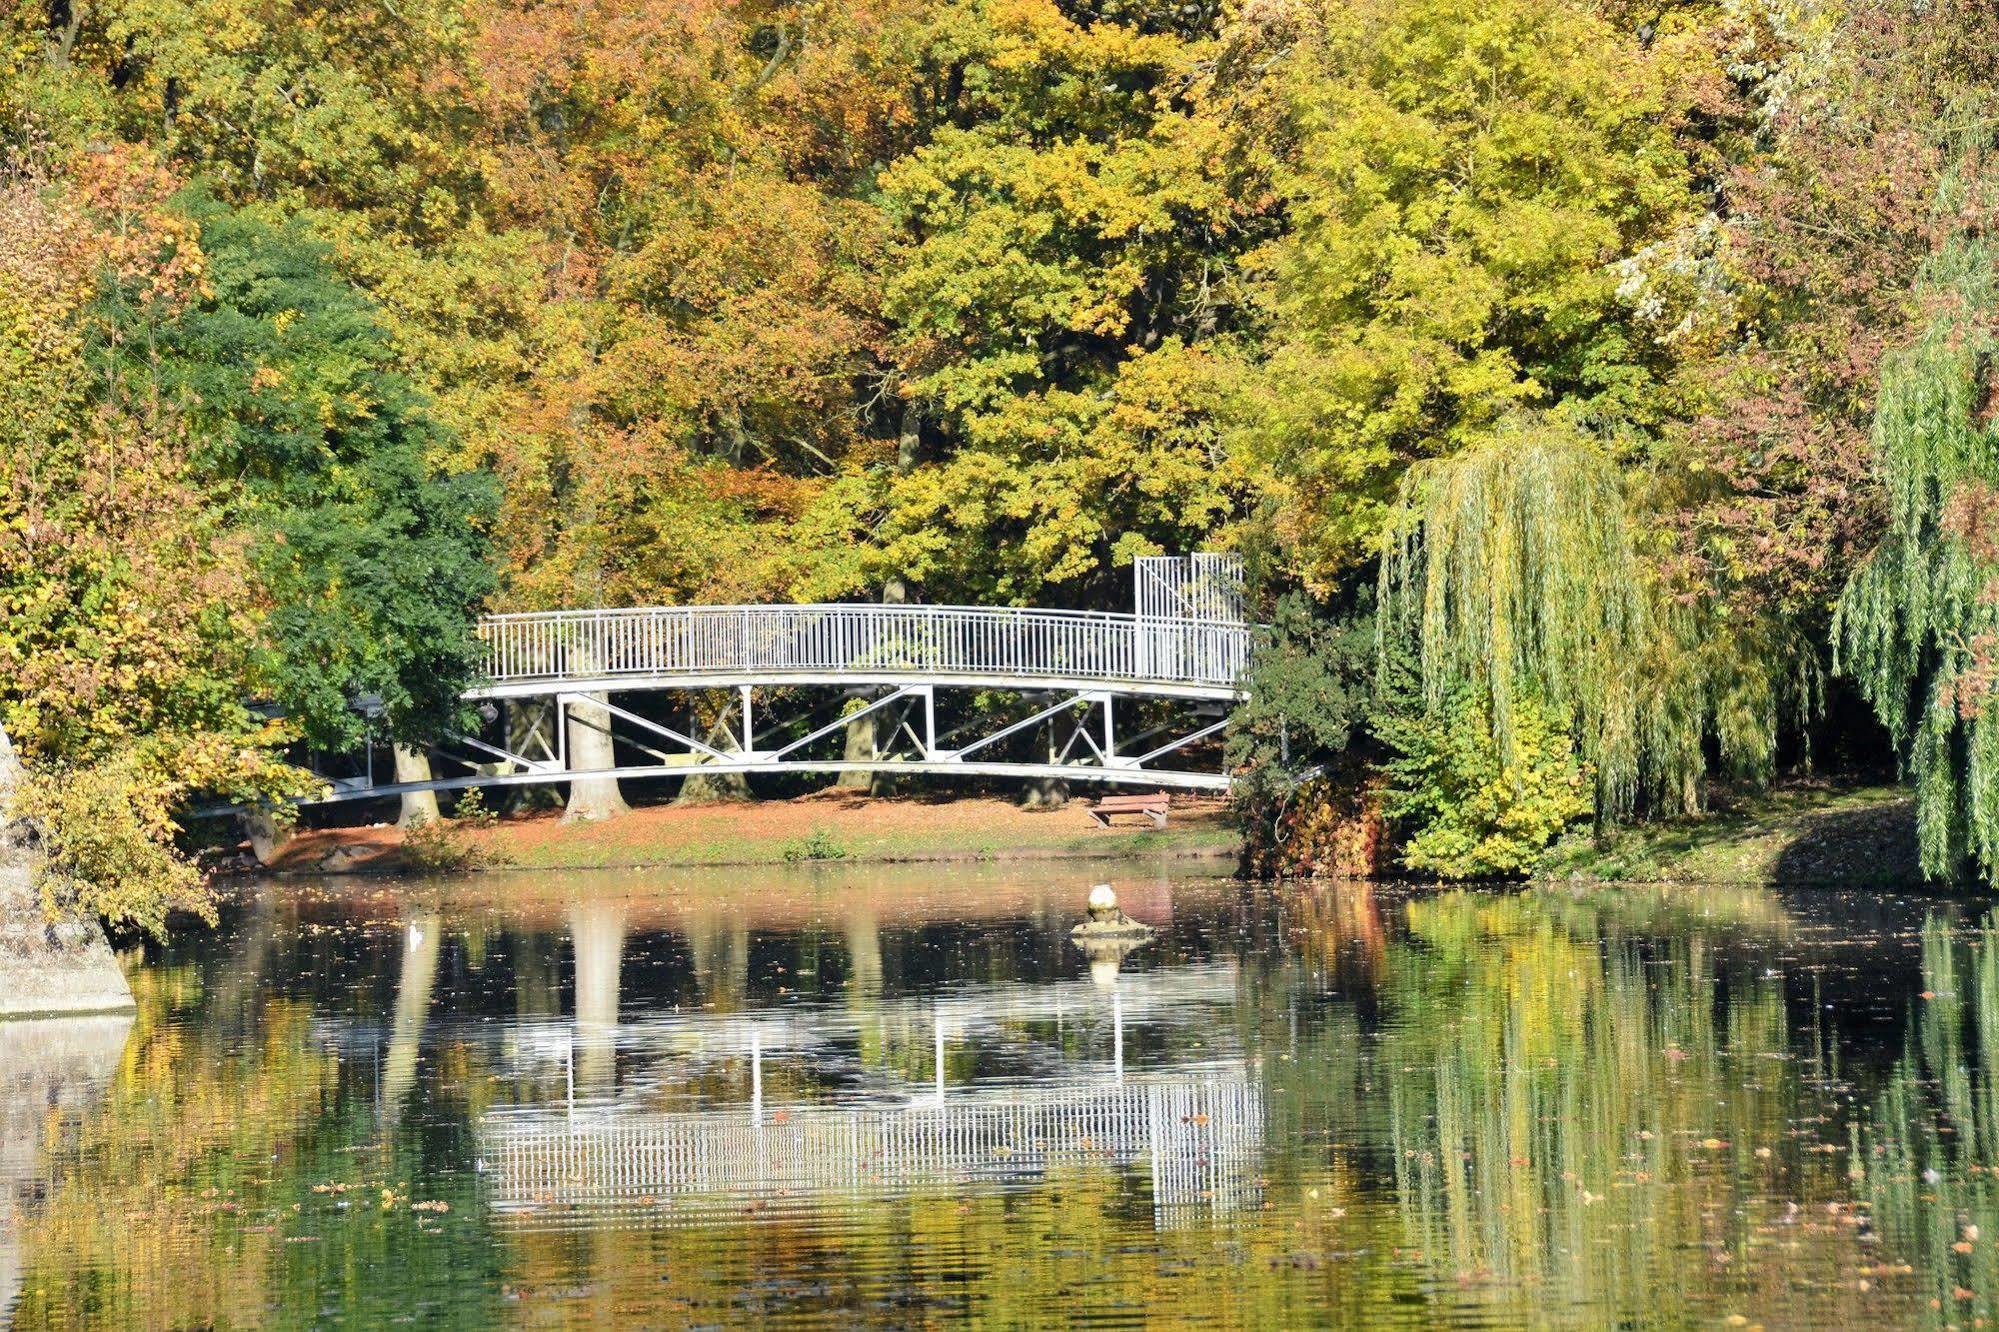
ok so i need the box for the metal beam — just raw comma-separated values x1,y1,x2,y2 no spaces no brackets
436,733,562,775
947,691,1103,761
268,659,1244,812
1127,716,1232,767
286,758,1230,804
558,693,732,762
765,686,916,761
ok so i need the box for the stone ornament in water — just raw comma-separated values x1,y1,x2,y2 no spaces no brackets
1070,883,1157,942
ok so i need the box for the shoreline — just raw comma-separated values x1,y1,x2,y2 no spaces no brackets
262,839,1243,878
247,780,1935,889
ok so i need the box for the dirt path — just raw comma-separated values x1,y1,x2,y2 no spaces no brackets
265,790,1240,875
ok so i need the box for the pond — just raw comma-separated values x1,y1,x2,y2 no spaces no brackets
2,862,1997,1327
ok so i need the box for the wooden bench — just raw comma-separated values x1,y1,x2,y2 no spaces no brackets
1087,791,1170,829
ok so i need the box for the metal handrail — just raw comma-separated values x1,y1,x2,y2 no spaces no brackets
478,603,1250,689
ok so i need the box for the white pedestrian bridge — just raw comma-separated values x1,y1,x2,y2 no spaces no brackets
476,602,1249,701
314,555,1253,801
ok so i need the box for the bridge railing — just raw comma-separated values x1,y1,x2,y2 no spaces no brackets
479,604,1250,689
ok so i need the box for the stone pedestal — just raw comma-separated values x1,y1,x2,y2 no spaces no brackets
0,862,136,1019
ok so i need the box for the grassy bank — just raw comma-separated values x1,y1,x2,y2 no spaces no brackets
1536,782,1924,886
264,781,1929,887
269,790,1241,875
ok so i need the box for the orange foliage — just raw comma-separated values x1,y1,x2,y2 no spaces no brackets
0,149,256,758
1244,771,1385,880
455,0,929,610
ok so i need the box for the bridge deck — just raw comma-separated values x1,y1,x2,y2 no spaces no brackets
477,603,1250,698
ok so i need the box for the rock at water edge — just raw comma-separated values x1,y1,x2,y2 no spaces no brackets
0,724,136,1018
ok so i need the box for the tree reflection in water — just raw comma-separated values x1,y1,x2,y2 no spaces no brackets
1863,911,1999,1330
0,865,1988,1325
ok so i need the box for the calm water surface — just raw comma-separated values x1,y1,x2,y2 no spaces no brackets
4,862,1999,1327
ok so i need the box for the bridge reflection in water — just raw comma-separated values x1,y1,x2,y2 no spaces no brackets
470,950,1261,1232
297,876,1267,1233
481,1075,1263,1233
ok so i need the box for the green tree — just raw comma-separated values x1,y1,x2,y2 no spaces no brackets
1378,423,1805,828
1225,593,1373,799
1838,158,1999,885
129,199,498,751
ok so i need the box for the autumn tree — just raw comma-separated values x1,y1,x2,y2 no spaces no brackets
1236,0,1720,592
0,149,313,933
794,0,1260,608
442,0,933,812
1647,0,1999,752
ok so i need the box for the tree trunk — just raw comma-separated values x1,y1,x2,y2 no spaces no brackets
393,745,440,827
1020,712,1072,808
882,401,919,611
839,401,922,795
507,702,563,813
239,808,289,866
835,690,879,792
1021,772,1071,807
563,693,630,823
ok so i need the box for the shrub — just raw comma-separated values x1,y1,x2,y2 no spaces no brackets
1227,597,1374,806
401,814,486,875
782,828,848,864
452,786,499,829
1261,769,1386,879
13,752,218,939
11,734,317,939
1378,688,1593,879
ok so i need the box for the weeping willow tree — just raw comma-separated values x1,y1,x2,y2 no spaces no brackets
1838,162,1999,884
1379,421,1800,822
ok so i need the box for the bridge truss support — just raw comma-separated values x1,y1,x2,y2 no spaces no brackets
307,680,1235,807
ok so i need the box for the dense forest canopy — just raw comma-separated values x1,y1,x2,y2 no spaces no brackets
3,0,1998,915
